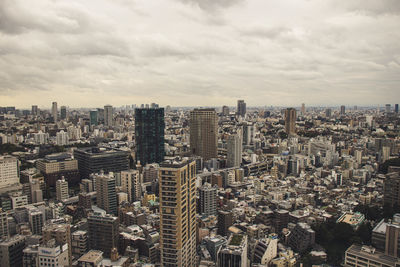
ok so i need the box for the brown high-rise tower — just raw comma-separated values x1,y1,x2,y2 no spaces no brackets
190,109,218,160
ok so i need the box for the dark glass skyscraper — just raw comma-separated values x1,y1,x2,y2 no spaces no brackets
135,106,165,165
90,110,98,125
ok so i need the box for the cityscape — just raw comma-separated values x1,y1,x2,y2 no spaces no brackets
1,1,400,267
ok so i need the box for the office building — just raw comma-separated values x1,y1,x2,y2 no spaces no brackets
0,235,26,267
74,147,130,180
340,105,346,115
395,104,399,114
29,208,44,235
56,177,69,201
31,105,38,116
52,102,58,122
190,109,218,160
88,213,119,258
325,108,332,117
104,105,113,127
36,153,79,187
242,123,254,146
56,130,69,146
218,234,248,267
71,230,88,259
227,132,242,168
60,106,67,120
159,158,197,267
95,172,117,215
42,223,72,265
217,210,233,236
237,100,246,117
0,210,9,239
253,234,278,265
384,172,400,207
90,110,98,126
284,108,296,135
121,170,141,203
386,104,391,113
222,106,230,116
344,244,400,267
23,245,39,267
0,156,19,189
135,106,165,165
38,240,69,267
199,183,217,218
301,103,305,115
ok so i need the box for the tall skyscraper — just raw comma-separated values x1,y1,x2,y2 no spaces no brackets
199,183,217,218
325,108,332,117
60,106,67,120
56,177,69,201
28,208,44,235
104,105,113,127
159,158,197,267
386,104,391,113
237,100,246,117
340,105,346,115
52,102,58,122
135,106,165,165
120,170,141,203
95,173,117,215
90,110,98,125
301,103,305,115
190,109,218,160
88,213,119,258
395,104,399,114
227,131,242,168
222,105,230,116
31,105,38,116
284,108,296,135
217,210,233,236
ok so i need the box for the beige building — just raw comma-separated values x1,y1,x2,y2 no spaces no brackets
42,223,72,266
190,109,218,160
159,158,197,267
95,173,117,215
0,156,19,189
284,108,297,135
120,170,141,203
56,177,69,201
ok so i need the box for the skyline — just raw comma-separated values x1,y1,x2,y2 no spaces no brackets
1,0,400,107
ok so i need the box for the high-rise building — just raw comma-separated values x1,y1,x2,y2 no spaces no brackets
222,106,230,116
159,158,197,267
90,110,98,126
94,172,117,215
190,109,218,160
284,108,296,135
218,234,248,267
74,147,130,179
120,170,141,203
217,210,233,236
386,104,391,113
0,235,26,267
0,156,19,189
52,102,58,122
60,106,67,120
288,223,315,252
104,105,113,127
0,210,8,239
56,177,69,201
56,130,69,146
242,123,255,146
384,172,400,208
71,230,88,259
227,132,242,168
301,103,305,115
237,100,246,117
340,105,346,115
88,213,119,258
42,223,72,266
395,104,399,114
28,208,44,235
325,108,332,117
135,106,165,165
253,234,278,265
31,105,38,116
199,183,217,218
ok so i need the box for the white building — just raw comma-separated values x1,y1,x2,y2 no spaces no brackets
38,241,69,267
56,177,69,201
56,130,69,146
0,156,19,189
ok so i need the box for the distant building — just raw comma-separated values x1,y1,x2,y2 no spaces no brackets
0,156,19,189
384,172,400,207
52,102,58,122
90,110,98,126
56,177,69,201
60,106,67,120
199,183,217,218
120,170,141,203
237,100,246,117
222,106,230,116
135,106,165,165
104,105,113,127
227,132,242,168
190,109,218,160
325,108,332,117
340,105,346,115
284,108,296,135
301,103,305,115
94,172,117,215
31,105,38,116
73,147,130,179
288,223,315,252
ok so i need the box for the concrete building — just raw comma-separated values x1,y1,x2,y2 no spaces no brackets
217,210,233,237
88,213,119,258
56,177,69,201
104,105,113,127
36,153,79,187
227,132,242,168
159,158,197,267
0,210,9,239
42,223,72,265
72,230,88,259
384,172,400,207
344,244,400,267
60,106,67,120
190,109,218,160
29,208,44,235
52,102,58,122
0,235,26,267
23,245,39,267
253,234,278,265
288,223,315,252
237,100,246,117
38,240,69,267
0,156,19,189
120,170,141,203
94,172,117,215
199,183,217,218
217,234,248,267
284,108,297,135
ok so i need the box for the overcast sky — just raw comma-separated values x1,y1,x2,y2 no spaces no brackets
0,0,399,108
